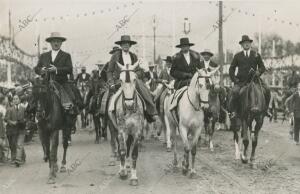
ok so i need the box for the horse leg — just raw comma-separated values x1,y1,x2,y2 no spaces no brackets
81,111,85,128
118,131,128,179
47,130,59,184
209,119,216,152
93,115,100,144
190,126,202,178
164,113,172,152
126,134,134,170
101,117,107,140
250,117,263,169
60,127,70,173
107,119,118,166
233,129,240,160
241,119,249,164
39,125,50,162
129,135,139,186
179,124,190,175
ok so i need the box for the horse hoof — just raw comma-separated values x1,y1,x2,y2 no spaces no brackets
251,162,258,169
109,161,116,166
189,172,197,179
119,170,128,180
43,157,48,163
166,147,172,152
241,158,248,164
94,139,100,144
210,148,214,152
129,179,138,186
182,168,188,176
47,177,56,184
60,166,67,173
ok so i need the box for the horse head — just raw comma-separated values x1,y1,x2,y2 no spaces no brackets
117,61,139,110
193,66,220,109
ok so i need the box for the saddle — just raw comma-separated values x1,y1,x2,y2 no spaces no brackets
169,86,188,112
108,88,146,114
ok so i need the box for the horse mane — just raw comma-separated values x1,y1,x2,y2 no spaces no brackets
241,81,265,116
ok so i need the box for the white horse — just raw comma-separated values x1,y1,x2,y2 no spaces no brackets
108,62,144,186
166,67,219,177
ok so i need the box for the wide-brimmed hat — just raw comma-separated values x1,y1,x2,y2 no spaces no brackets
115,35,137,45
46,32,66,42
176,37,194,48
239,35,253,44
200,49,214,57
163,56,173,63
109,46,120,54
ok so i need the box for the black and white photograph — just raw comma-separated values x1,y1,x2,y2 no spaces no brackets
0,0,300,193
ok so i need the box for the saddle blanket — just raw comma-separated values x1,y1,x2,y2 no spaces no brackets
169,86,188,112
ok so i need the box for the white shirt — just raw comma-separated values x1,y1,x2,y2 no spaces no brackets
183,52,190,65
204,60,211,69
150,71,154,79
51,50,60,62
122,51,132,66
244,50,250,57
82,73,86,79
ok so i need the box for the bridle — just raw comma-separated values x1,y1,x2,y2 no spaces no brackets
186,73,210,112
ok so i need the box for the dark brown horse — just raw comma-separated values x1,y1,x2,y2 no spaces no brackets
232,72,266,168
31,77,73,184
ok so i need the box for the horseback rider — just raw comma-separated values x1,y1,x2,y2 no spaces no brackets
76,66,91,90
170,38,203,90
146,63,159,93
34,32,82,119
229,35,271,118
107,35,158,123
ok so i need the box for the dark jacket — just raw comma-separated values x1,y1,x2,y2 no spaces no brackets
107,50,150,85
229,50,266,84
5,105,26,135
287,74,300,88
170,50,203,89
287,92,300,118
158,68,174,83
34,50,73,83
148,71,158,91
76,73,91,83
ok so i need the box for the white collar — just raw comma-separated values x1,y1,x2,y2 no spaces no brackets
52,49,60,53
204,60,210,64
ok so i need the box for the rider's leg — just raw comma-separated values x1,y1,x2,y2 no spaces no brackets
229,84,241,117
135,79,158,123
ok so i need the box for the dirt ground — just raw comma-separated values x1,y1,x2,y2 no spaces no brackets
0,119,300,194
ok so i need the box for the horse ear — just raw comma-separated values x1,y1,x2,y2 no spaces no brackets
117,62,125,71
208,66,220,77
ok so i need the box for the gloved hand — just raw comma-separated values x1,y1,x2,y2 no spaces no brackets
255,71,260,77
183,72,193,79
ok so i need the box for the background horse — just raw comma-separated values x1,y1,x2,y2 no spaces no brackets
108,62,144,186
166,67,219,178
203,83,221,152
233,71,266,168
78,81,90,128
31,77,73,184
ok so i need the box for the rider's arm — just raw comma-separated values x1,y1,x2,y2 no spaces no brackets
170,57,191,79
107,54,118,85
256,53,266,76
34,53,45,75
229,54,238,83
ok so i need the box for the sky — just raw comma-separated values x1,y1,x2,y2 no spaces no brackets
1,0,300,73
